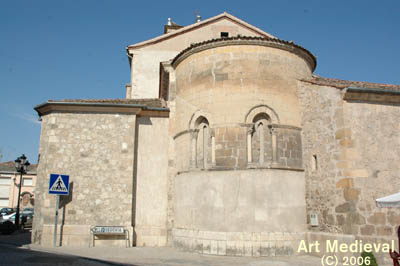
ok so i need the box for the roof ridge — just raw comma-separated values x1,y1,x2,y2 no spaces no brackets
0,161,37,173
48,98,161,102
127,12,276,50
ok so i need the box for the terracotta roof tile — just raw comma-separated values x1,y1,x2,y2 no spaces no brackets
0,161,37,173
171,35,316,71
127,12,275,49
304,76,400,91
47,98,167,108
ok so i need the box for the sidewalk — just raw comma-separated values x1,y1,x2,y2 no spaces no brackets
0,231,327,266
28,245,325,266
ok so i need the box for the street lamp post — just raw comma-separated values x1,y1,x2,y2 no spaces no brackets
14,154,30,228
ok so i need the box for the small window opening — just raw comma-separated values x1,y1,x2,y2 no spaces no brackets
311,154,318,171
310,213,319,226
220,32,229,38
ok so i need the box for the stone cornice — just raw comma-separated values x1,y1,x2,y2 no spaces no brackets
171,36,316,72
173,123,302,140
177,166,304,174
270,124,302,131
344,87,400,104
34,102,169,117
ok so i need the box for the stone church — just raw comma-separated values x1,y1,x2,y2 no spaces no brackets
33,12,400,259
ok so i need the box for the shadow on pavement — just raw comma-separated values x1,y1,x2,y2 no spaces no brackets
0,231,139,266
0,229,31,246
0,243,140,266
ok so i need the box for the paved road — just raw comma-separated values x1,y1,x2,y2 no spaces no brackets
0,244,129,266
0,243,324,266
29,245,326,266
3,230,393,266
0,231,323,266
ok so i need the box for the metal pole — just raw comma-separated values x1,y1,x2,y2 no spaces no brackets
53,195,60,247
398,226,400,252
15,171,23,227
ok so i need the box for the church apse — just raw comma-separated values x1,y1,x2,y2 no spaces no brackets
170,37,311,256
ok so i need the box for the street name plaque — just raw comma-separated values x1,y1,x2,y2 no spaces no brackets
92,226,125,234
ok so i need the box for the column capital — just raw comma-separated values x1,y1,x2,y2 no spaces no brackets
268,125,278,135
190,129,200,139
245,125,255,135
210,128,215,137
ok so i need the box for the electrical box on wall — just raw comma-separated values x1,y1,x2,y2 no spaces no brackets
310,213,319,226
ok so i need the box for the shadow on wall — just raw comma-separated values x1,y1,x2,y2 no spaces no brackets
59,182,73,246
132,120,139,246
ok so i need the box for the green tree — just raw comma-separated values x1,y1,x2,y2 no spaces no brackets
361,251,378,266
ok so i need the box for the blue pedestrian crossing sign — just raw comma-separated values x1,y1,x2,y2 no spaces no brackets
48,174,69,195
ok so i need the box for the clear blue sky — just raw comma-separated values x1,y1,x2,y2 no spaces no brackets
1,0,399,163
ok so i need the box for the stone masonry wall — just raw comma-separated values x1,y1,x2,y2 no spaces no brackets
173,169,306,255
173,228,304,257
299,82,400,264
33,112,136,247
174,45,309,135
174,44,311,172
134,116,169,247
214,126,247,169
342,101,400,238
277,126,302,169
298,82,347,233
129,18,265,99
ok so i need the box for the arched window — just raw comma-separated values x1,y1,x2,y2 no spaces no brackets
245,105,279,167
190,116,211,169
251,113,272,165
196,117,210,169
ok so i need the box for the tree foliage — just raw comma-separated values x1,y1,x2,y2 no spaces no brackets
361,251,378,266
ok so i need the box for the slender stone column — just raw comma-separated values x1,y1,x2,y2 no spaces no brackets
246,126,254,163
202,126,207,169
270,126,278,166
259,123,264,164
190,129,199,169
210,129,216,166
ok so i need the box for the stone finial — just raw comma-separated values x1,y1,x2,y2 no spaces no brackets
196,15,201,23
167,18,172,26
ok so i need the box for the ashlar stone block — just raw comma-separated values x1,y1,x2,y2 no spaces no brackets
360,225,375,236
336,178,353,189
343,188,360,201
367,212,386,225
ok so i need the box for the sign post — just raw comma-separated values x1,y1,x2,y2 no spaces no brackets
53,195,59,247
48,174,69,247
